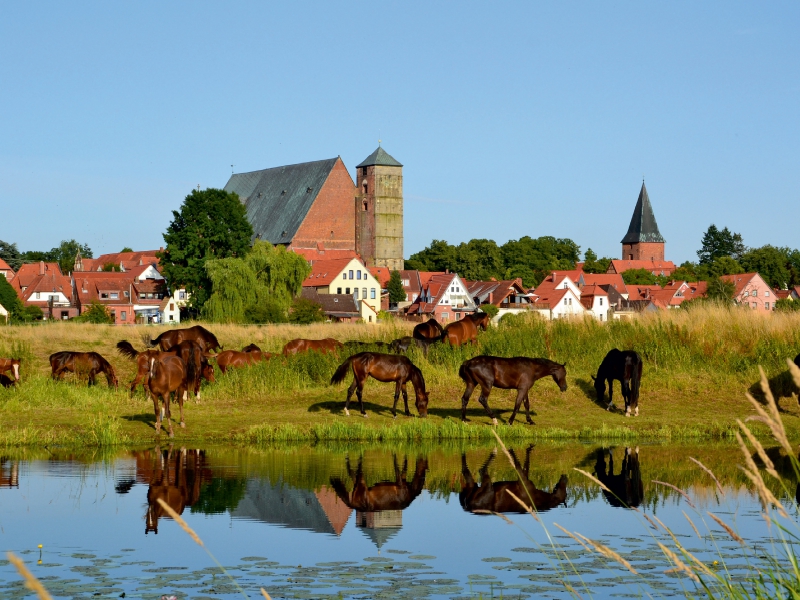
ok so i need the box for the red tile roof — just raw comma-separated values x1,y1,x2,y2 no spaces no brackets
303,258,366,287
407,272,459,315
581,273,629,296
608,259,676,275
369,267,391,288
720,273,766,297
0,258,13,272
12,263,62,290
18,272,74,305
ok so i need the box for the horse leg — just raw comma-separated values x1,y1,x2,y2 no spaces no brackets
87,369,97,387
392,381,401,419
401,381,410,417
179,387,186,429
606,380,615,411
460,381,476,422
477,384,498,426
522,388,535,425
153,393,161,433
622,379,631,417
509,387,528,426
344,378,358,416
355,378,367,417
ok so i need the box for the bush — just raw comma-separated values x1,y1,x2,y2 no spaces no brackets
74,302,114,324
244,299,288,324
774,298,800,312
288,298,325,325
478,304,499,319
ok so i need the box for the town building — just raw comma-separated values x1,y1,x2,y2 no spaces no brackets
301,257,381,323
11,262,78,320
0,259,14,281
721,273,775,311
300,288,361,323
406,272,476,322
74,250,161,273
74,270,168,324
466,278,532,321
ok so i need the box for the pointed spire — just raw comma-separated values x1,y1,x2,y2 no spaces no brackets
621,182,665,244
356,146,402,168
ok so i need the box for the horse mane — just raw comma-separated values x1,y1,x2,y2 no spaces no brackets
409,364,426,393
197,326,221,348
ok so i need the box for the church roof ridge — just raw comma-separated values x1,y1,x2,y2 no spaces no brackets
356,146,402,168
621,181,665,244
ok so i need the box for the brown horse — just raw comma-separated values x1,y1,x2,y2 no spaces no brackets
458,355,567,425
117,341,214,399
215,349,272,373
330,454,428,512
283,338,343,356
0,358,21,383
330,352,429,418
242,343,262,352
142,448,209,534
388,336,441,358
49,351,118,388
460,447,567,514
464,311,491,331
147,355,188,437
147,325,222,353
443,318,479,346
166,340,213,402
412,317,444,341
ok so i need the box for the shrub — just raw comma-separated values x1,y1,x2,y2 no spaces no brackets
288,298,325,325
74,302,114,324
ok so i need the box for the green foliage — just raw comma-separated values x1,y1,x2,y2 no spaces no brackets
203,241,311,323
101,262,120,272
697,224,746,264
191,478,248,514
479,304,499,319
21,239,92,275
387,270,406,304
0,274,25,322
74,302,114,324
0,240,23,270
671,257,744,283
23,305,43,321
774,298,800,312
582,248,612,274
288,297,325,324
739,245,794,289
621,268,658,285
120,246,133,253
159,188,254,309
706,276,737,302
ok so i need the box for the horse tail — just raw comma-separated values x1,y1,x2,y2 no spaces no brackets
458,361,469,383
629,354,643,405
146,332,161,348
116,340,139,360
330,356,356,385
187,344,198,386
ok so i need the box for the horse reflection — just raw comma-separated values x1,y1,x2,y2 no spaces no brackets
0,457,19,488
330,455,428,513
460,446,567,514
593,446,643,508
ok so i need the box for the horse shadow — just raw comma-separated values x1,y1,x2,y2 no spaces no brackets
308,399,405,419
121,413,159,431
748,370,799,412
575,378,620,413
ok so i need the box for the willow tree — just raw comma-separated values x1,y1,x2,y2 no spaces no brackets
202,241,311,323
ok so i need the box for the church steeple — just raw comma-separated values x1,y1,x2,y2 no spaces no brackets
621,182,666,261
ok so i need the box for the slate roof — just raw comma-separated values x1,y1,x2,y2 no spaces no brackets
356,146,402,168
621,182,666,244
301,288,360,318
224,158,340,245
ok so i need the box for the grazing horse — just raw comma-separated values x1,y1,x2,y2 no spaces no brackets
464,311,491,331
592,349,643,416
147,325,222,353
215,349,272,374
0,374,16,388
147,356,187,437
49,352,118,388
460,447,567,514
330,454,428,512
117,341,214,398
283,338,343,356
0,358,21,383
330,352,429,418
443,318,479,346
242,343,262,352
166,340,210,402
389,336,441,358
459,356,567,425
413,317,444,341
594,447,643,509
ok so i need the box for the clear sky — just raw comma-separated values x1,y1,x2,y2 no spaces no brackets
1,2,798,265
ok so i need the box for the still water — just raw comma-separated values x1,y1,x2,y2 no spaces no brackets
0,443,795,599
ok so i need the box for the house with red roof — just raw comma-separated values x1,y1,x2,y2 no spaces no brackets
74,250,161,273
606,259,676,277
302,257,381,323
579,284,610,320
406,272,476,323
12,262,78,320
529,274,586,320
0,259,14,281
466,278,531,321
74,270,168,324
721,273,776,312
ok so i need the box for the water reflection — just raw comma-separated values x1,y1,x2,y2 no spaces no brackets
330,455,428,549
459,446,567,514
0,457,19,488
593,446,643,508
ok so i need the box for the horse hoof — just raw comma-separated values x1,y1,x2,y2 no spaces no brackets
625,413,631,418
180,422,185,429
362,413,368,418
344,409,350,417
492,418,498,426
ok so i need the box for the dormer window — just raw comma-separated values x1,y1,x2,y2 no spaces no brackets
110,292,118,299
124,291,129,298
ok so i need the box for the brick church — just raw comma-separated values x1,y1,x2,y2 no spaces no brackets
223,145,404,271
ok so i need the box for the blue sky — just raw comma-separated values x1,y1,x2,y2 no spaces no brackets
1,2,798,265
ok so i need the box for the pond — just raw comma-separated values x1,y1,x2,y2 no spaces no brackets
0,442,797,599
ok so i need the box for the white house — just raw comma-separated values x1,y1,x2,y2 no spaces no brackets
406,272,477,323
303,257,382,323
0,302,8,323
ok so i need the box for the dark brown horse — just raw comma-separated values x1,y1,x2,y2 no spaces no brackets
117,341,214,398
215,349,272,373
142,448,209,534
330,455,428,512
0,374,16,388
283,338,343,356
592,349,643,416
242,343,262,352
49,352,118,388
459,356,567,425
147,325,222,353
166,340,211,402
594,447,643,509
413,317,444,341
0,358,21,383
464,311,491,331
389,336,441,358
443,318,479,346
460,447,567,514
147,355,188,437
331,352,429,418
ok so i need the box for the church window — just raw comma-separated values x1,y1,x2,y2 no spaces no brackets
363,200,368,211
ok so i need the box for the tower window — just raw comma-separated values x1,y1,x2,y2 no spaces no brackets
363,200,368,211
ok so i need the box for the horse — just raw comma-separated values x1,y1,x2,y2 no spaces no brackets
147,355,188,437
464,311,491,331
165,340,211,402
460,447,567,514
458,356,567,425
242,343,262,352
592,349,643,416
0,374,16,388
413,317,444,341
283,338,343,356
142,448,208,534
215,349,272,374
330,454,428,512
795,353,800,368
330,352,429,418
147,325,222,353
49,351,118,388
593,447,643,509
117,341,214,399
443,318,479,346
0,358,21,383
388,335,441,358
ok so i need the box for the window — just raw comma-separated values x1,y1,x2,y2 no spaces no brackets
357,271,361,280
765,302,770,310
121,311,127,320
110,310,116,320
337,287,342,294
451,287,454,292
362,288,367,299
346,287,350,295
752,290,757,297
354,288,359,299
169,314,174,321
564,298,568,305
599,314,603,321
170,303,175,311
369,315,372,322
752,302,757,309
349,270,354,279
599,298,603,306
179,291,186,300
370,288,376,299
36,292,40,299
342,272,347,280
765,291,770,297
123,291,129,298
100,293,108,299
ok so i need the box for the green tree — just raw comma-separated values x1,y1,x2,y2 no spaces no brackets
23,305,44,321
244,298,288,324
101,262,120,272
288,297,325,324
159,188,254,309
697,225,745,264
501,236,580,287
479,304,499,319
739,245,792,289
583,248,612,274
621,268,658,285
774,298,800,313
21,240,92,275
75,302,114,324
0,275,25,322
387,271,406,304
120,246,133,253
0,240,23,270
405,239,456,272
706,276,737,302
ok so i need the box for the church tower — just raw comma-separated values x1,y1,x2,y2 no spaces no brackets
621,182,666,261
354,146,404,271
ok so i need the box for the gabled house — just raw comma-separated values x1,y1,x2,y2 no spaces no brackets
302,257,381,323
579,284,609,321
301,288,361,323
530,285,586,320
580,273,629,299
0,259,14,281
721,273,775,311
75,271,168,324
406,272,476,323
74,250,161,273
12,262,62,293
16,268,78,320
466,278,530,321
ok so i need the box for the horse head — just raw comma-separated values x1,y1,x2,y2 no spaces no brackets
415,389,429,417
552,363,568,393
12,359,20,382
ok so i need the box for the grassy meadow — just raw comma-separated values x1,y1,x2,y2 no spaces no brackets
2,305,800,446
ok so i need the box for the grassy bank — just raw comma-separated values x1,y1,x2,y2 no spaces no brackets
2,305,800,446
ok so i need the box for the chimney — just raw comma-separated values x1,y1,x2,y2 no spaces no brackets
39,261,45,275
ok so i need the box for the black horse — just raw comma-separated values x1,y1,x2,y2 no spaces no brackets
592,349,643,417
594,447,643,509
389,335,442,357
413,318,444,341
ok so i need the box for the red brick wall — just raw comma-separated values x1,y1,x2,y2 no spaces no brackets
355,165,376,265
293,158,356,250
621,242,665,261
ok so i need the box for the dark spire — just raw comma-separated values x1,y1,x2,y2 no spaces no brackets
356,146,402,168
621,182,665,244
